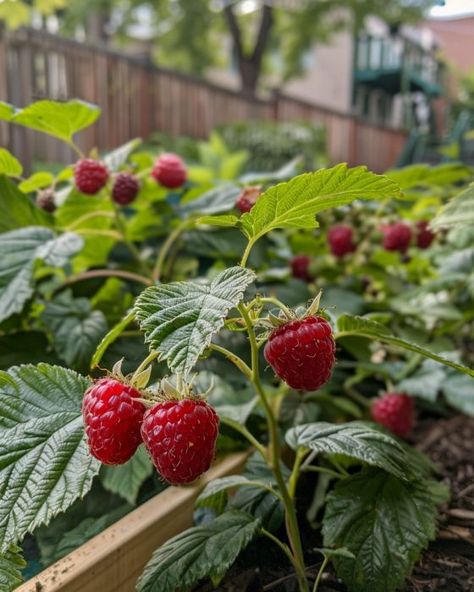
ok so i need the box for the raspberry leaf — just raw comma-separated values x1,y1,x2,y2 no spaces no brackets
240,164,401,242
285,421,421,480
136,510,260,592
0,149,23,177
18,172,55,193
337,315,474,377
134,266,256,374
103,138,142,172
432,182,474,230
0,227,83,324
0,364,100,552
179,184,241,216
197,476,277,509
0,100,100,145
100,446,154,505
0,545,26,591
0,176,51,232
322,468,438,592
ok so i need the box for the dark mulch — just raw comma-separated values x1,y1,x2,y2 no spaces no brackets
193,415,474,592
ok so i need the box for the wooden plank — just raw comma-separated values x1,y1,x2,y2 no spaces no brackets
18,452,249,592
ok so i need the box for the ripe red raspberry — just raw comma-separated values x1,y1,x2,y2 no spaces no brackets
112,173,140,205
327,225,356,257
36,189,56,212
371,393,414,438
264,316,335,391
291,255,313,282
382,222,412,253
235,186,262,213
74,159,109,195
141,398,219,485
151,153,187,189
415,220,435,249
82,377,145,465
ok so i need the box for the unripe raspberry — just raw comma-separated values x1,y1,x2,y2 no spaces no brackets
36,189,56,212
371,392,414,437
415,220,435,249
264,316,335,391
327,225,356,257
112,173,140,205
74,159,109,195
382,222,412,253
151,153,187,189
235,186,262,214
82,377,145,465
291,255,313,282
141,398,219,485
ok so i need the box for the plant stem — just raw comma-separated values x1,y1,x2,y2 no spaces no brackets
259,296,293,318
302,465,345,480
240,239,255,268
261,528,300,572
238,302,309,592
312,556,329,592
134,350,160,376
112,202,153,277
56,269,152,293
208,343,253,380
65,210,116,230
288,448,309,499
153,219,193,282
220,416,268,459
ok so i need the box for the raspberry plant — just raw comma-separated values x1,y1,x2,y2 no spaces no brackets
0,99,473,592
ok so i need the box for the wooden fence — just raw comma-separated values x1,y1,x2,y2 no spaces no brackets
0,28,407,172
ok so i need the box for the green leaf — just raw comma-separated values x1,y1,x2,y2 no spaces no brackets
101,446,153,505
0,545,26,591
197,476,274,509
322,468,438,592
337,315,474,377
286,421,416,480
0,175,50,232
398,359,446,402
134,267,256,375
432,183,474,231
5,100,100,144
0,227,83,323
42,291,108,370
103,138,141,171
136,510,260,592
239,156,303,184
0,149,22,177
0,102,15,121
178,184,241,216
0,364,100,551
91,310,135,369
19,172,54,193
240,164,401,242
442,373,474,416
197,214,240,228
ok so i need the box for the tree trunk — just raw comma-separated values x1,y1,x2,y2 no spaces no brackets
224,4,274,97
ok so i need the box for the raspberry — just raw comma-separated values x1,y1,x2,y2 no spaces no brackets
112,173,140,205
141,398,219,485
382,222,412,253
236,186,262,213
328,225,355,257
82,377,145,465
74,159,109,195
151,153,187,189
264,316,335,391
291,255,313,282
416,220,435,249
36,189,56,213
371,393,414,437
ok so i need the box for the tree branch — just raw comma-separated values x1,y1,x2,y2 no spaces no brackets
223,4,243,60
252,4,274,63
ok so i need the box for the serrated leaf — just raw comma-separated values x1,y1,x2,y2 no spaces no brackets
101,446,153,505
197,214,240,228
0,175,50,232
178,184,241,216
91,310,136,369
6,100,100,144
0,545,26,591
432,183,474,230
0,227,83,323
0,364,100,551
240,164,401,242
322,468,438,592
19,172,54,193
134,267,256,374
103,138,141,171
42,291,108,370
337,315,474,377
136,510,260,592
0,149,22,177
286,421,415,480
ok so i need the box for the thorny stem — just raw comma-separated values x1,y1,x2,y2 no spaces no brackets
312,555,329,592
238,302,309,592
153,219,193,282
112,202,153,277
